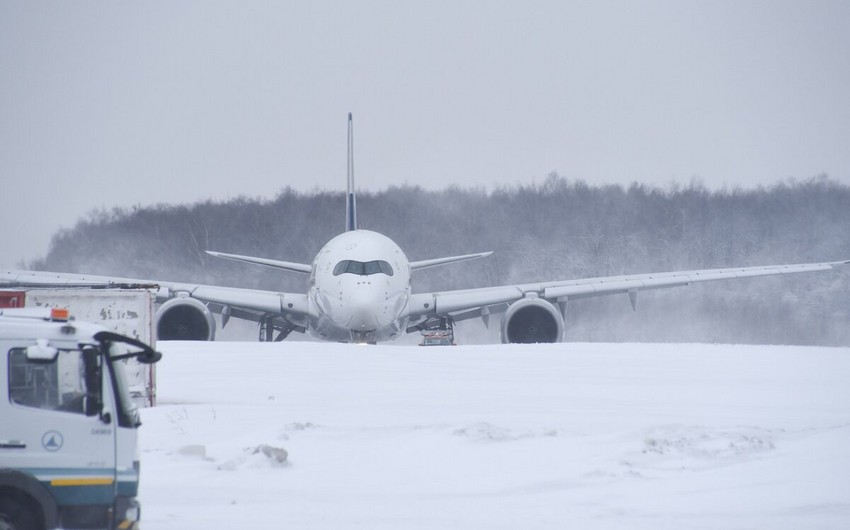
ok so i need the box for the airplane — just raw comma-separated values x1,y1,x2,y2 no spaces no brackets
2,114,848,344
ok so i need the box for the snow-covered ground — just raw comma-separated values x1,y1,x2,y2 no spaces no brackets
139,341,850,529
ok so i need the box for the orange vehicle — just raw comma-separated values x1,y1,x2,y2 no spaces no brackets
419,330,456,346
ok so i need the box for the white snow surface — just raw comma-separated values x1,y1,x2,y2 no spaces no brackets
139,341,850,529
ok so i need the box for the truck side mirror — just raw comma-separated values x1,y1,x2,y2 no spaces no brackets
92,331,162,364
25,339,58,363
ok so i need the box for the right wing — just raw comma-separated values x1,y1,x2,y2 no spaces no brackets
0,269,310,327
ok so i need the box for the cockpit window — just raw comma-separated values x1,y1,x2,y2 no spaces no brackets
333,260,394,276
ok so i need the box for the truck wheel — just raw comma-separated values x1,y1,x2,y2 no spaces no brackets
0,498,41,530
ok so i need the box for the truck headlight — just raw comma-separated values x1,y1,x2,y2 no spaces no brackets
125,504,140,522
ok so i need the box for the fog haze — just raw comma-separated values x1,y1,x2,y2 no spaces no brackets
2,1,849,266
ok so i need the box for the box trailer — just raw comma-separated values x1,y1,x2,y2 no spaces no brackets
1,288,157,408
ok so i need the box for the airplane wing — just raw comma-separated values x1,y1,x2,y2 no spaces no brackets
0,269,310,339
407,259,850,333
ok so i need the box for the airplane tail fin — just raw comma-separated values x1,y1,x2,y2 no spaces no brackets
346,112,357,232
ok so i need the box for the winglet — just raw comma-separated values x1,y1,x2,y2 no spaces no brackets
346,112,357,232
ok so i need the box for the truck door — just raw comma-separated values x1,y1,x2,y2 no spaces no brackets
4,345,118,515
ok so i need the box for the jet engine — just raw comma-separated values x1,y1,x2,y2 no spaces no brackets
500,297,564,344
155,297,216,341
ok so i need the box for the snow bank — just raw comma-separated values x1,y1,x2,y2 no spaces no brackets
139,342,850,529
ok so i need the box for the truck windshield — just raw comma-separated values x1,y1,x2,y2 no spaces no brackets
8,347,96,415
8,343,140,427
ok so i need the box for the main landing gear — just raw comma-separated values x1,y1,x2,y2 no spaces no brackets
259,314,298,342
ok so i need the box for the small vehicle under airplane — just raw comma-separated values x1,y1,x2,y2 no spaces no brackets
2,115,848,344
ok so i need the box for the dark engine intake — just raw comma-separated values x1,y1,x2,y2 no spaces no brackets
500,297,564,344
155,297,216,341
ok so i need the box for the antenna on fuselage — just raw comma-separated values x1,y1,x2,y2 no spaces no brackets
346,112,357,232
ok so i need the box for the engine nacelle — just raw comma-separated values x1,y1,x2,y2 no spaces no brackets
500,297,564,344
155,297,216,341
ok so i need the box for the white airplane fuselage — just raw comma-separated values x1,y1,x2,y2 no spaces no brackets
307,230,412,343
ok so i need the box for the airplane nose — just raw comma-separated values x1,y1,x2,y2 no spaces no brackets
348,288,382,330
321,278,405,333
346,282,407,332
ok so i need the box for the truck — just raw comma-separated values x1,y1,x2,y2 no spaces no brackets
1,287,158,409
418,330,456,346
0,307,162,530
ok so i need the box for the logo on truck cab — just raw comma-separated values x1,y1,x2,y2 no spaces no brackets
42,430,64,451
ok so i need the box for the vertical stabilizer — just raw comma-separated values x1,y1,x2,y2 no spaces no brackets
346,112,357,231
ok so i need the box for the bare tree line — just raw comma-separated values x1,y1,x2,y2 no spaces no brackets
34,174,850,345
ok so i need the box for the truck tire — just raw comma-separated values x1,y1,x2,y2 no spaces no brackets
0,497,42,530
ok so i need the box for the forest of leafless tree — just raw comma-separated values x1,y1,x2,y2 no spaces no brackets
34,175,850,345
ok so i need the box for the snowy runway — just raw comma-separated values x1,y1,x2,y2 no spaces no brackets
139,342,850,529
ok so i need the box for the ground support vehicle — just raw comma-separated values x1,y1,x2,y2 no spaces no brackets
0,308,161,530
419,330,456,346
418,315,456,346
0,287,157,408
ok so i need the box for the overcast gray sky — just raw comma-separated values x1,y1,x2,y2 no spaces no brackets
2,0,849,267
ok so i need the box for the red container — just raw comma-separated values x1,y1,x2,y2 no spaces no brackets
0,291,26,308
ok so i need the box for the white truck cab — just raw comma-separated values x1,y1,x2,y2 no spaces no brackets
0,308,161,530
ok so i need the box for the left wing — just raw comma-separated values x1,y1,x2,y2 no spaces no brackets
407,259,850,330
